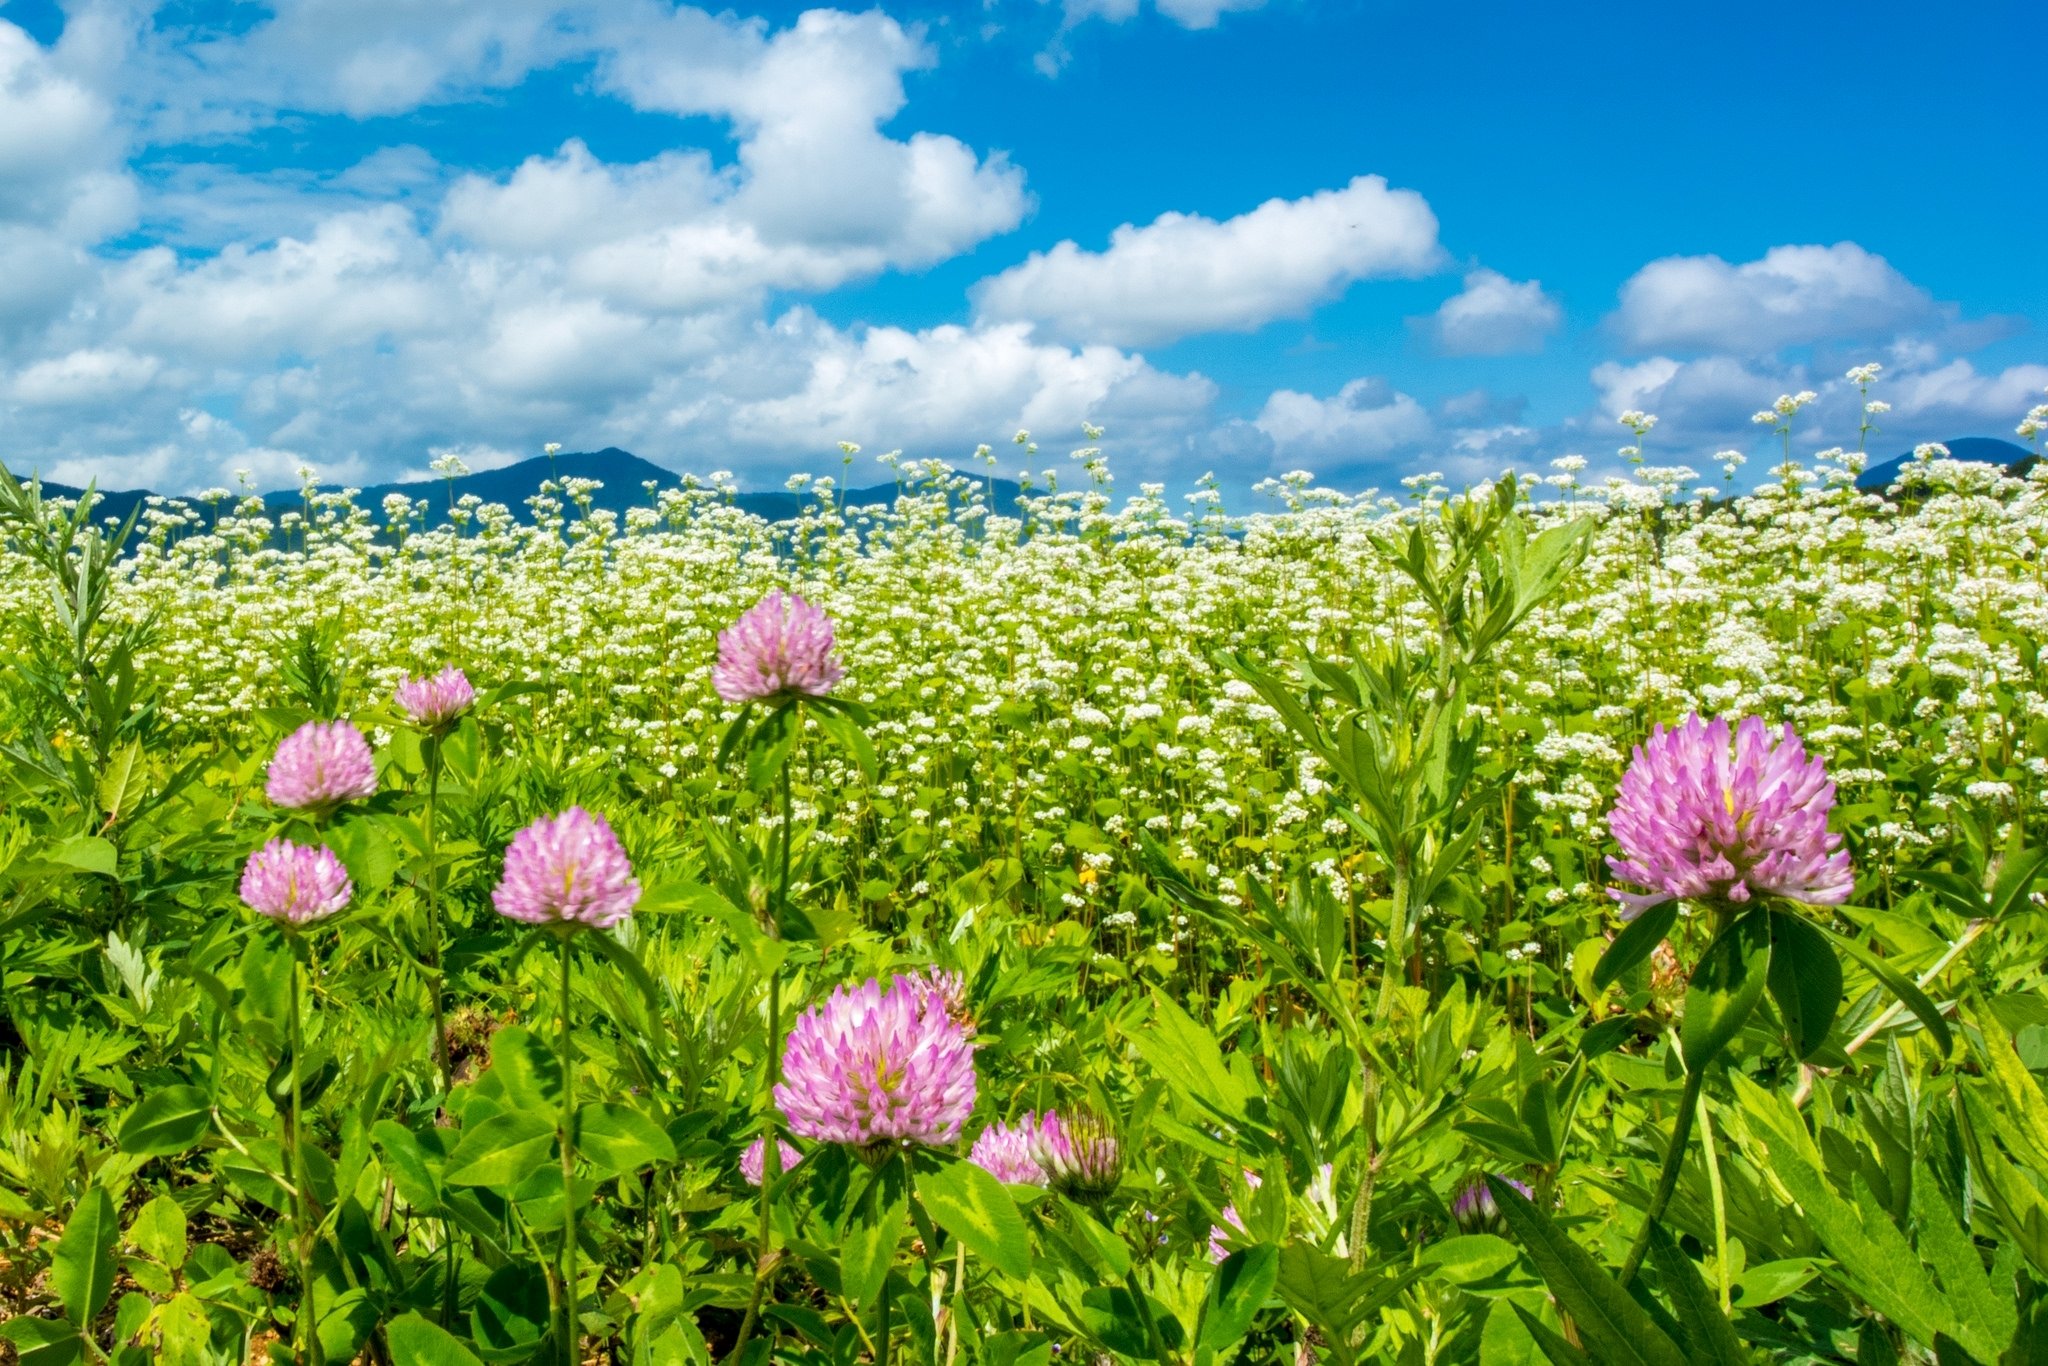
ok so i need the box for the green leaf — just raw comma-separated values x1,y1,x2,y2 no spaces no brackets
0,1318,83,1365
95,738,146,827
1593,902,1680,990
470,1264,550,1361
1823,924,1953,1055
1272,1243,1418,1349
584,931,666,1017
1484,1179,1688,1366
743,704,799,793
1131,990,1248,1124
1643,1222,1746,1366
1680,911,1772,1072
1196,1245,1278,1364
1510,1304,1593,1366
42,835,116,877
575,1103,676,1177
913,1157,1032,1280
385,1311,486,1365
117,1085,213,1157
443,1111,557,1187
128,1194,187,1270
838,1160,908,1309
52,1186,118,1329
1765,910,1842,1060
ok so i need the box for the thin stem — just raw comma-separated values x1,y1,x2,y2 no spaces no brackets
877,1277,893,1366
723,746,796,1364
1618,1064,1706,1287
1696,1088,1730,1312
1374,854,1412,1019
1790,918,1987,1108
425,738,451,1092
288,951,325,1366
557,937,578,1366
424,739,458,1328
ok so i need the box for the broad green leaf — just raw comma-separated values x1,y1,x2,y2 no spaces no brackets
575,1102,676,1177
43,835,116,877
52,1186,118,1329
1131,990,1248,1123
1196,1245,1278,1364
838,1160,908,1310
1592,901,1679,989
386,1311,486,1365
117,1085,213,1157
1421,1233,1519,1285
443,1111,557,1187
1765,910,1841,1060
1511,1304,1593,1366
1680,912,1771,1072
1484,1179,1688,1366
1911,1151,2015,1353
913,1157,1032,1280
470,1263,550,1360
95,738,146,827
128,1194,187,1269
0,1317,83,1365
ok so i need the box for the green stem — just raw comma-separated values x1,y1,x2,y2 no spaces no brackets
288,951,325,1366
1374,854,1412,1019
723,745,796,1364
1617,1064,1706,1287
425,739,450,1093
424,740,458,1328
557,937,578,1366
877,1276,892,1366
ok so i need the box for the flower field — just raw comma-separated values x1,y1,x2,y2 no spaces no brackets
1,402,2046,1365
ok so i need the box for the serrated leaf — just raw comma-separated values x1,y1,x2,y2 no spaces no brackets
95,738,146,828
1643,1222,1746,1366
1484,1178,1688,1366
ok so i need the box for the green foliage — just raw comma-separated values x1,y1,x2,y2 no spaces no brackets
0,440,2043,1363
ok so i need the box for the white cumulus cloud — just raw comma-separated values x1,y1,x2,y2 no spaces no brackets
1422,268,1561,356
972,175,1443,346
1254,377,1433,457
1613,242,1938,354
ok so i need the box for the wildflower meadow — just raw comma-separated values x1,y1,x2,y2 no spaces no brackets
2,377,2047,1365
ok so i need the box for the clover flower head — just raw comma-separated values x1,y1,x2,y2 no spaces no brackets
1032,1109,1122,1204
266,720,377,811
774,974,976,1153
240,838,352,926
713,592,845,704
1606,713,1852,920
491,807,640,930
395,666,476,729
969,1113,1052,1186
740,1136,803,1187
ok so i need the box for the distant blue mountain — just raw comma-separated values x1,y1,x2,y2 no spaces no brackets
1855,436,2033,490
20,447,1026,531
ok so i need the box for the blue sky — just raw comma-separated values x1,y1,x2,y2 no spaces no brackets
2,0,2043,495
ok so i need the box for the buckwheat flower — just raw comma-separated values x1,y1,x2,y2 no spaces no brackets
240,838,352,926
395,666,476,730
970,1114,1051,1185
1032,1110,1122,1203
1605,714,1853,920
775,975,977,1151
1451,1175,1532,1233
740,1136,803,1187
712,592,845,703
266,720,377,811
491,807,640,930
